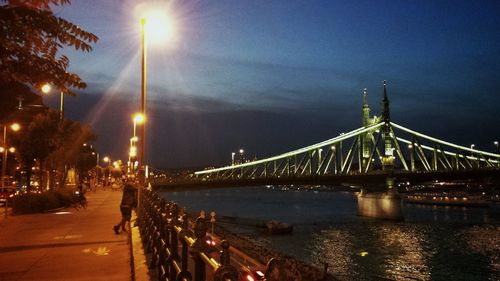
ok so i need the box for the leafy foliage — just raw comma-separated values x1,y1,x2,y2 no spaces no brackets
10,188,79,214
14,109,96,189
49,116,96,168
0,0,98,95
16,110,60,168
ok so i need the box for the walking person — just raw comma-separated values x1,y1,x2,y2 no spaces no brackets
75,179,87,210
113,177,137,234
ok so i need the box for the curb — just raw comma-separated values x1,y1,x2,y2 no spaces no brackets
129,218,136,281
130,213,157,281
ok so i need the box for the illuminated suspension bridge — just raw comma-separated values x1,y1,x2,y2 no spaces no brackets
153,81,500,189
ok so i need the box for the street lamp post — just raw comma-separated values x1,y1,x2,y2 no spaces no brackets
103,156,111,187
41,84,64,120
495,141,499,153
136,17,148,220
1,123,20,187
470,144,478,167
136,9,171,218
239,148,244,164
93,152,99,188
140,18,147,176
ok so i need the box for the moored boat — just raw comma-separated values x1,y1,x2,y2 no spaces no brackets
266,220,293,234
404,194,489,207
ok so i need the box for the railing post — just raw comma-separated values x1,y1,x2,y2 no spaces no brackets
163,203,173,281
214,240,238,281
177,213,192,281
190,217,208,281
171,204,182,281
149,198,161,269
158,209,167,281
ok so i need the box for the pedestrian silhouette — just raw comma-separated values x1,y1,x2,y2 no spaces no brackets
113,178,137,234
75,179,87,209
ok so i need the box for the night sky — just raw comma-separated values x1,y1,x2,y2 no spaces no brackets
43,0,500,169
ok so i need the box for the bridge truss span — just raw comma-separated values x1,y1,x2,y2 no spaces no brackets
194,121,500,181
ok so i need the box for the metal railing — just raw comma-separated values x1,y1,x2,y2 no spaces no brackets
138,189,241,281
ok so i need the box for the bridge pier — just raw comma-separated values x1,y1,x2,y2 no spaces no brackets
357,177,404,220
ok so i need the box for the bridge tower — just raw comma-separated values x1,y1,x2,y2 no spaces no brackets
361,88,372,171
381,80,394,171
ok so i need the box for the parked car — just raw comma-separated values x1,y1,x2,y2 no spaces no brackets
0,186,16,205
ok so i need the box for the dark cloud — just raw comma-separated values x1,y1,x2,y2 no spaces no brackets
43,68,499,170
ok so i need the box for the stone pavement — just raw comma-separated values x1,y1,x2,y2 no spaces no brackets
0,189,148,281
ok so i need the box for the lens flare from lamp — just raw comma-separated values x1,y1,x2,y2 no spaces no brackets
142,10,173,45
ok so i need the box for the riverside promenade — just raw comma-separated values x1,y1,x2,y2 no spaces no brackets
0,189,149,281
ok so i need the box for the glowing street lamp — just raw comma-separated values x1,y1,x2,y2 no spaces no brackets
133,113,145,142
130,146,137,158
239,149,245,163
2,123,21,187
41,83,65,120
494,141,499,153
102,156,113,186
130,113,144,173
469,144,476,159
41,84,51,94
137,9,172,170
137,9,172,217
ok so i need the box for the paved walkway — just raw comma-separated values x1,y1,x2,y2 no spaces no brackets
0,189,138,281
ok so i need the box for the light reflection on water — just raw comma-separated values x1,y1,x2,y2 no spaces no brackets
162,187,500,281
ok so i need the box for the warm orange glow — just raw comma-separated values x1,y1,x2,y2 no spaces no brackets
8,147,15,153
130,146,137,157
133,113,145,124
41,83,51,94
103,156,110,163
10,123,20,131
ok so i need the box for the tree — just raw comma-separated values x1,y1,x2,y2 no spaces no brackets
0,0,98,97
49,119,95,187
16,110,60,190
14,109,96,190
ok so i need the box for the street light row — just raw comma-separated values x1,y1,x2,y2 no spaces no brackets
470,142,499,152
97,112,145,177
1,123,21,187
128,113,145,174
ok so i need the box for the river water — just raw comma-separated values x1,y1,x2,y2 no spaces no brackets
161,187,500,281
